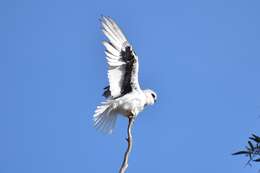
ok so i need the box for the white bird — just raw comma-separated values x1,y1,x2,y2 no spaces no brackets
94,16,157,134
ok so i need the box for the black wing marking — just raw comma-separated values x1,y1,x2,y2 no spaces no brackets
103,46,136,98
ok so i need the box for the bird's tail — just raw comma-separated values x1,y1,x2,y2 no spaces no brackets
93,100,117,134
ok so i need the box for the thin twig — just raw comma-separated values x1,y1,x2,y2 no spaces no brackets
119,116,135,173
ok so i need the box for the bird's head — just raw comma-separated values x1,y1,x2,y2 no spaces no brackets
143,89,157,106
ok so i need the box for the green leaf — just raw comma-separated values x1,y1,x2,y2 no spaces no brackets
253,158,260,162
232,151,250,155
248,141,254,150
249,137,258,143
246,146,251,151
252,134,260,143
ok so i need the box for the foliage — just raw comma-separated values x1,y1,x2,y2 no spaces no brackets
232,134,260,166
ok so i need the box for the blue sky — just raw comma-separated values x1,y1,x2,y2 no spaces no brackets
1,0,260,172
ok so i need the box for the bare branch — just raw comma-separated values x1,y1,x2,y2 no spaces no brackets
119,116,135,173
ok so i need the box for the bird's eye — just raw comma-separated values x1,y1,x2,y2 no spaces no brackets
151,93,155,99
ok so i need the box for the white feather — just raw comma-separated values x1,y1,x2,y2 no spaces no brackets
105,50,120,60
94,101,118,134
102,29,120,49
106,58,125,66
101,22,123,45
105,17,128,43
102,17,127,43
102,41,120,56
108,66,125,97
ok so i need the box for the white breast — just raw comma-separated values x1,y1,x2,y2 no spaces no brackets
117,92,146,117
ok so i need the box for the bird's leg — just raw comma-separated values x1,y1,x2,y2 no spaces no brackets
126,110,135,119
129,112,134,119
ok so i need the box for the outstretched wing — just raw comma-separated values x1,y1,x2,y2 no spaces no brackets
100,16,140,99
